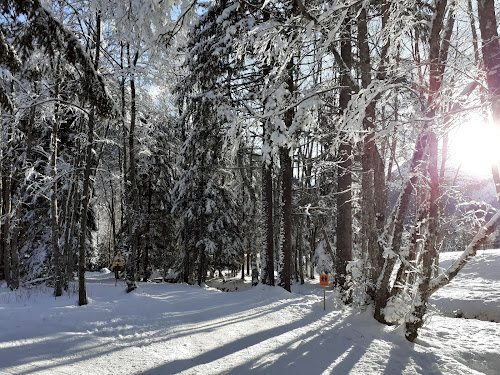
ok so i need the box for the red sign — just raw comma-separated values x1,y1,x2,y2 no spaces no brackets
319,274,329,286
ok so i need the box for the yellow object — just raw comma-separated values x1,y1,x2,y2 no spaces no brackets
112,253,124,267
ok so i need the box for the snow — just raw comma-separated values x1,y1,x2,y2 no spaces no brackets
1,251,500,374
430,249,500,322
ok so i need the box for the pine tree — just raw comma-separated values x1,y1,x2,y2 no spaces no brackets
173,0,245,285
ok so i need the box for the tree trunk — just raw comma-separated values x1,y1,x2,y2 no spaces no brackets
278,56,294,292
9,209,20,290
52,59,62,297
120,42,128,233
373,0,455,317
404,0,450,342
126,48,140,293
278,145,293,292
260,5,275,286
143,178,152,282
64,154,81,289
298,221,304,285
309,225,317,279
405,131,440,341
358,5,386,298
78,10,102,305
183,216,190,283
335,15,353,301
261,141,275,286
197,240,205,286
78,107,94,306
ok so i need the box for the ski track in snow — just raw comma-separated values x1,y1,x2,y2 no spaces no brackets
1,250,499,374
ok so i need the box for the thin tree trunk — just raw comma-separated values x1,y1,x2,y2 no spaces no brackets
183,217,190,283
9,209,20,290
109,176,117,256
143,179,152,282
52,59,62,297
78,107,95,306
64,151,81,289
78,10,102,305
298,222,304,285
310,225,316,279
120,42,128,233
126,48,140,293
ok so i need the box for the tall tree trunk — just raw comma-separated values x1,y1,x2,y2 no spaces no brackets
64,133,84,290
78,10,102,305
260,5,274,287
126,49,140,293
358,5,383,298
78,107,94,306
109,176,117,257
335,15,353,301
278,57,294,293
278,144,293,292
261,155,275,286
120,42,127,232
52,59,62,297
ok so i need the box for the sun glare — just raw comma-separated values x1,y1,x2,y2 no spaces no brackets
448,120,500,177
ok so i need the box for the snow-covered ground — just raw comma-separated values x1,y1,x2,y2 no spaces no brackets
1,250,499,375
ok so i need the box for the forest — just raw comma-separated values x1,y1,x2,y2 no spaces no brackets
1,0,500,344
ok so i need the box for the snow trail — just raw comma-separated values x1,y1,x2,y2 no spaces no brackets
1,250,499,374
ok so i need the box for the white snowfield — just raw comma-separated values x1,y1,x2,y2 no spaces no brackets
0,250,499,375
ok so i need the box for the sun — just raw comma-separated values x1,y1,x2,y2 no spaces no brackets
447,119,500,178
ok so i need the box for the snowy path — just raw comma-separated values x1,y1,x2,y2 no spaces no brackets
1,251,500,375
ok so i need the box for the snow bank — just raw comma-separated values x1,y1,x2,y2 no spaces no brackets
431,249,500,322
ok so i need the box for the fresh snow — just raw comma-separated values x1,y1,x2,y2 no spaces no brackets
1,250,499,375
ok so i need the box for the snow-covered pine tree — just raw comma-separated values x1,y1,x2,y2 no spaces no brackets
0,1,114,300
173,0,245,285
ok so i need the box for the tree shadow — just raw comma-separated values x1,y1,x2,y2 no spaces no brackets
0,284,317,374
0,281,451,375
383,334,444,375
